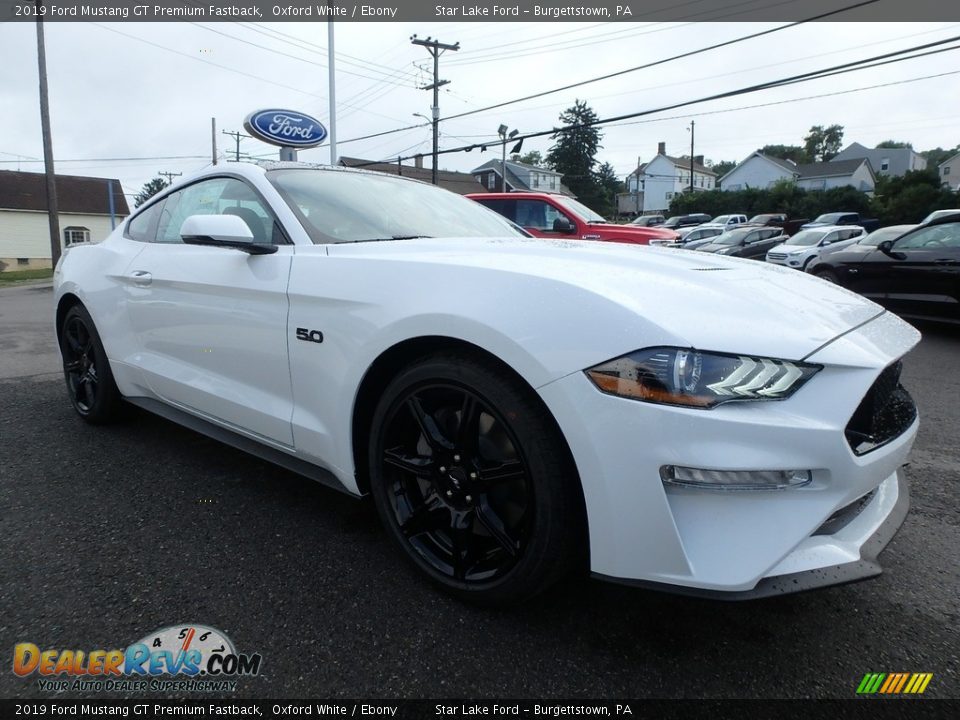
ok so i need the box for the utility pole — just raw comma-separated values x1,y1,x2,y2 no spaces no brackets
211,118,218,165
635,155,642,214
158,171,182,186
35,0,61,268
688,120,695,193
327,12,337,165
411,35,459,185
221,130,250,162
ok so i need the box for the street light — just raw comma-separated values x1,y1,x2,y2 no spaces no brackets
498,125,519,193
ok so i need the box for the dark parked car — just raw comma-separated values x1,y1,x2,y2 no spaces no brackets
629,214,665,227
661,213,711,230
802,212,880,232
694,226,785,259
816,224,916,258
807,215,960,323
748,213,809,236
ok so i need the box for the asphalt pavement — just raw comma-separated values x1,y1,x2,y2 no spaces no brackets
1,283,957,700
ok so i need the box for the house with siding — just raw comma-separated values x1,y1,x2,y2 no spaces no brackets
830,142,927,177
0,170,129,272
719,152,876,193
470,158,570,195
625,142,716,212
938,151,960,190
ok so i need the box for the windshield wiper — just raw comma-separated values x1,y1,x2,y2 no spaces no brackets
342,235,433,244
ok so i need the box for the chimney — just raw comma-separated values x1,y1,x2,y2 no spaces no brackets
414,154,423,169
694,155,704,166
657,141,666,156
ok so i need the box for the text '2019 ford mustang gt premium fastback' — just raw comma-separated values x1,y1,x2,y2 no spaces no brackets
54,162,920,604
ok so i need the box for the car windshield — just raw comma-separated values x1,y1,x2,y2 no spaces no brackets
749,214,779,223
860,225,914,246
553,196,607,223
785,230,826,246
813,213,845,224
267,168,525,243
712,215,731,224
712,230,748,246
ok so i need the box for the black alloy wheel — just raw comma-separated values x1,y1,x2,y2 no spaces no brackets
815,268,840,284
60,305,122,423
368,352,584,604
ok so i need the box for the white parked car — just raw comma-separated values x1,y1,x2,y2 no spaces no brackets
920,208,960,224
766,225,866,270
708,214,748,230
54,162,919,603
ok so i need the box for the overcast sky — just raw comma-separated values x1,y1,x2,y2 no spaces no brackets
2,20,959,205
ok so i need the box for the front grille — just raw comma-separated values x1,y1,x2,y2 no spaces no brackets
767,252,787,260
845,360,917,455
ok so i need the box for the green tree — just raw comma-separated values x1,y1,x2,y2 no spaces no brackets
875,140,912,149
134,177,169,207
921,146,959,170
803,124,844,162
593,161,623,217
759,144,809,163
517,150,546,167
872,169,960,224
547,100,603,209
708,159,737,178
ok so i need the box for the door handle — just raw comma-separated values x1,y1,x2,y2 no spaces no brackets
130,270,152,286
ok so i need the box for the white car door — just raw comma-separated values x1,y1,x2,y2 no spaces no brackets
123,175,295,446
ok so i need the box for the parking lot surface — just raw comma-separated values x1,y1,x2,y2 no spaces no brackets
1,283,958,699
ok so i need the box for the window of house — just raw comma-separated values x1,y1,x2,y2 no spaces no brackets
532,175,539,188
881,158,890,171
945,166,951,176
63,227,90,245
487,173,496,190
549,177,556,189
17,258,29,265
665,192,674,200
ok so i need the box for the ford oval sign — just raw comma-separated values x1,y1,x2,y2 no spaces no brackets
244,109,327,148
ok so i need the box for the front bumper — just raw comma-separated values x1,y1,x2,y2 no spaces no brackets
536,312,919,596
593,468,909,599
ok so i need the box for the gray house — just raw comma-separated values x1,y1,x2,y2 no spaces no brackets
471,158,571,195
830,142,927,177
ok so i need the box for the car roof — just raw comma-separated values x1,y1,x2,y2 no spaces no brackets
797,225,863,234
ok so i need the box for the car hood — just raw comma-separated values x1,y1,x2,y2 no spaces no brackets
768,243,807,254
325,236,886,361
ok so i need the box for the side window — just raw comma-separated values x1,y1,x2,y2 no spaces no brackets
897,224,960,249
154,177,278,245
823,231,839,245
476,199,516,223
125,201,164,242
515,200,573,232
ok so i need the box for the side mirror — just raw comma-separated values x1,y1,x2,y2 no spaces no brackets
180,215,277,255
552,217,575,234
878,239,906,260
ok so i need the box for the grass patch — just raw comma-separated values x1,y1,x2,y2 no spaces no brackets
0,268,54,285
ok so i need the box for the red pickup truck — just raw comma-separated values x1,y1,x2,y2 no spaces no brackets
467,192,679,245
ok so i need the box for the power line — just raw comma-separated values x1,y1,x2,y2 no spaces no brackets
331,0,880,150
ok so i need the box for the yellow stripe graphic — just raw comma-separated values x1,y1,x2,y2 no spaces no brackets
918,673,933,694
904,674,920,693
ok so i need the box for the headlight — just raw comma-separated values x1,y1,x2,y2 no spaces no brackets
585,347,820,408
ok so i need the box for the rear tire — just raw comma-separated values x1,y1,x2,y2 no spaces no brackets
367,351,585,605
814,268,840,284
59,305,123,424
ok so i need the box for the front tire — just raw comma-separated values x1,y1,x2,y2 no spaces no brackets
59,305,122,423
367,351,585,605
814,268,840,284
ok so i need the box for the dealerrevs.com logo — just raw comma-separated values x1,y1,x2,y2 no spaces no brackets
13,624,262,693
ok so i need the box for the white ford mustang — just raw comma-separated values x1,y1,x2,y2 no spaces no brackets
54,162,920,604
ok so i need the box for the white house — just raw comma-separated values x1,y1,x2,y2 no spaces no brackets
471,157,569,195
625,142,716,212
719,152,875,193
0,170,129,271
718,152,799,191
831,142,927,177
939,152,960,190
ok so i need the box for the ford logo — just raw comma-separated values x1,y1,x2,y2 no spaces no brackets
243,109,327,148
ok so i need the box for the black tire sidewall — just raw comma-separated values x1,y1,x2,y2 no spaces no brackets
367,352,583,605
60,305,121,423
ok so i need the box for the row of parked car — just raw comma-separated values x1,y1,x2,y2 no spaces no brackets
667,209,960,323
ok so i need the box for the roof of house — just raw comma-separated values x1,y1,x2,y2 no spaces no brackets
833,141,919,161
716,151,799,185
632,155,715,177
338,156,485,195
795,158,873,180
470,159,574,195
939,151,960,169
471,158,563,176
0,170,130,216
